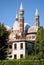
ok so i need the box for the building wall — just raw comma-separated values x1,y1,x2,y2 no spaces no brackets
8,42,26,59
26,34,36,41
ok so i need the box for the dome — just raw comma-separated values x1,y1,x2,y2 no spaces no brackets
13,21,20,30
9,33,16,40
24,23,30,32
28,25,38,33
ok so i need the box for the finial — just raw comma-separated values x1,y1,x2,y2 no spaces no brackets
35,8,39,16
20,2,23,10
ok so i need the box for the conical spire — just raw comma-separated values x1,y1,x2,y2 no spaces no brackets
16,11,18,19
13,12,19,30
20,2,23,10
35,8,39,16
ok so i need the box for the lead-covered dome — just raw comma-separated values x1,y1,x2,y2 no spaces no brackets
27,25,38,33
13,21,20,30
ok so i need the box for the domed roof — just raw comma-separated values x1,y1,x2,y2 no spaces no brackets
28,25,38,33
24,23,30,32
9,34,16,39
13,21,20,30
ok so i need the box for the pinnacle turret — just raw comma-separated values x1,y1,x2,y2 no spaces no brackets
35,8,39,16
12,12,19,30
34,8,40,26
16,12,18,20
20,2,23,10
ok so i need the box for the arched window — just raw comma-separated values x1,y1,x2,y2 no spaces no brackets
32,36,35,39
20,43,23,49
14,44,17,49
9,44,12,49
20,54,23,58
14,54,17,59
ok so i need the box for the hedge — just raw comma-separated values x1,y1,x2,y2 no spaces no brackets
0,59,44,65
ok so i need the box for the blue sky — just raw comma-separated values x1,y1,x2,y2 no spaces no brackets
0,0,44,28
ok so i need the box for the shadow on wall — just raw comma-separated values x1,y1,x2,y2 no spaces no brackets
26,42,34,55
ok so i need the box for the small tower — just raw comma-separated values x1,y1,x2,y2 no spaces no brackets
13,12,19,30
16,12,18,21
19,2,24,37
34,8,40,26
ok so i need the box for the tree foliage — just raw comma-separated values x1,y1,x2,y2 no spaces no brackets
35,26,44,59
0,23,9,60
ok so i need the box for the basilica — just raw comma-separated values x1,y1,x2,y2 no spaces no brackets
7,2,40,59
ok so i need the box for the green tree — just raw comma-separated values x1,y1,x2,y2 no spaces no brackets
0,23,9,60
35,26,44,59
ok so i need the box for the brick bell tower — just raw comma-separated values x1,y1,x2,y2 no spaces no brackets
19,2,24,37
35,8,40,26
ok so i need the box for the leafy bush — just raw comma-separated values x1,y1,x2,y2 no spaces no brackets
0,59,44,65
25,55,41,60
0,60,2,65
